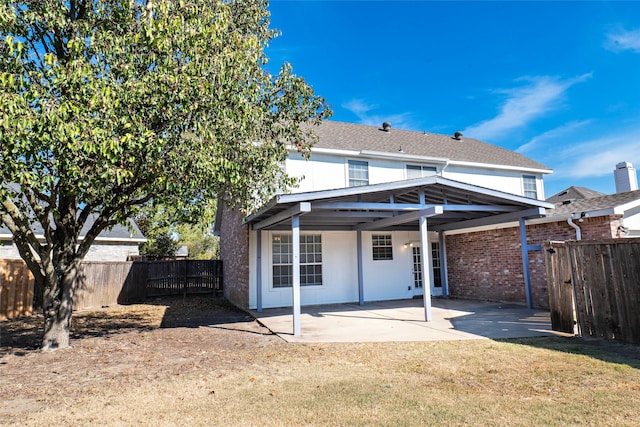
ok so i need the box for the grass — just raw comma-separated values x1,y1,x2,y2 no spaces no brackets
1,297,639,426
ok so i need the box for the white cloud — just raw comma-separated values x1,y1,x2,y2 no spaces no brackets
516,120,591,153
605,28,640,53
342,99,413,129
463,74,591,141
547,130,640,181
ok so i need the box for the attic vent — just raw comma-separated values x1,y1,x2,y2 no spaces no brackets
453,131,463,140
381,122,391,132
562,199,575,205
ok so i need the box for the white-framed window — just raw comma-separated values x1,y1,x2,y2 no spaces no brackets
523,175,538,199
272,234,323,288
348,160,369,187
406,164,437,179
372,234,393,260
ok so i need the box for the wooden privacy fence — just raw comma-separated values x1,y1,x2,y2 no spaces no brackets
0,260,35,320
0,259,223,320
545,239,640,344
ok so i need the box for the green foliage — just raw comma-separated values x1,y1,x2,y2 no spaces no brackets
0,0,330,348
136,203,219,259
176,223,220,260
140,233,179,258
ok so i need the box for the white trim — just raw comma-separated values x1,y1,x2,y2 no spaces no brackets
290,146,553,175
449,160,552,175
289,146,553,175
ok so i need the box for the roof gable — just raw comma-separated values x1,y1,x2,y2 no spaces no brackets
308,121,551,172
546,186,605,203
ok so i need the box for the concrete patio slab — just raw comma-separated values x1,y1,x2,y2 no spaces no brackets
252,298,572,343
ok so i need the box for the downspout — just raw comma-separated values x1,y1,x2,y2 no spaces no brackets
439,160,450,177
567,216,582,241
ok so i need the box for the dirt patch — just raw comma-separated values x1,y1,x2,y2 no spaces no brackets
0,295,282,419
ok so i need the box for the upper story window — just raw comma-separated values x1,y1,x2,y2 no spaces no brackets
406,164,437,179
372,234,393,260
523,175,538,199
348,160,369,187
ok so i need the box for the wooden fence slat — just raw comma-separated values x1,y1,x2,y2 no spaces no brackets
547,239,640,345
0,260,34,320
544,242,575,334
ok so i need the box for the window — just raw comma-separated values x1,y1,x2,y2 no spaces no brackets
348,160,369,187
523,175,538,199
272,234,322,288
431,242,442,288
406,164,437,179
372,234,393,260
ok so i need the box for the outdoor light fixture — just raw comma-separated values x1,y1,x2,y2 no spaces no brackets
403,240,420,248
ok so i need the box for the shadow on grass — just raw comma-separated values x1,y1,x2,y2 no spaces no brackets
0,295,255,355
500,335,640,369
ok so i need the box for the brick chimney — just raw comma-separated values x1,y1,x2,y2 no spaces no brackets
614,161,639,193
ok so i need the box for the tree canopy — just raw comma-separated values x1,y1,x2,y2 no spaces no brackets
0,0,330,349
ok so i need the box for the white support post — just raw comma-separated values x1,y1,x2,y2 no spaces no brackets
419,190,432,322
357,230,365,305
292,215,301,336
256,230,262,312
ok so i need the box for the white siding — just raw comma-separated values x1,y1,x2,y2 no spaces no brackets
248,229,438,309
623,210,640,233
285,151,545,199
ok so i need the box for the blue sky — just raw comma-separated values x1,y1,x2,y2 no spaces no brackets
265,1,640,197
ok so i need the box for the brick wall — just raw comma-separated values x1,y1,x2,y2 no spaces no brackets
446,215,624,309
219,204,250,309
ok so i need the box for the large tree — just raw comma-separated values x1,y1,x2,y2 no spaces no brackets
0,0,330,349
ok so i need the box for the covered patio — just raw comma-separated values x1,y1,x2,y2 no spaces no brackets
252,298,570,343
245,176,554,337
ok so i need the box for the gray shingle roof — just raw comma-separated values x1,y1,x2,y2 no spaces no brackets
309,121,551,172
546,186,605,203
549,189,640,216
0,216,145,241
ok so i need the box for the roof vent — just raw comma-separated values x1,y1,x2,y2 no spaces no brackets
381,122,391,132
453,131,463,140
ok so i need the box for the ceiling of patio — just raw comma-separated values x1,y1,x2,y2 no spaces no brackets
245,176,553,232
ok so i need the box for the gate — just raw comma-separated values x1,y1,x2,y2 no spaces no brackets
545,239,640,344
146,260,223,296
544,242,575,334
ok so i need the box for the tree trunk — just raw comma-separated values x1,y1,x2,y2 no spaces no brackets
41,264,78,350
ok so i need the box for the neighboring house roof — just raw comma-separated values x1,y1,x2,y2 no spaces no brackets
306,121,552,173
546,186,605,203
549,189,640,217
0,216,146,243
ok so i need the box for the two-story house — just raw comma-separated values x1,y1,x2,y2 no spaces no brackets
217,121,558,331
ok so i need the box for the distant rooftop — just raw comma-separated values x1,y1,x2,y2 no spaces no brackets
546,186,605,204
549,189,640,216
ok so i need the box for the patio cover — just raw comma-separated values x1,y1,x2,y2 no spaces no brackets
244,176,554,336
